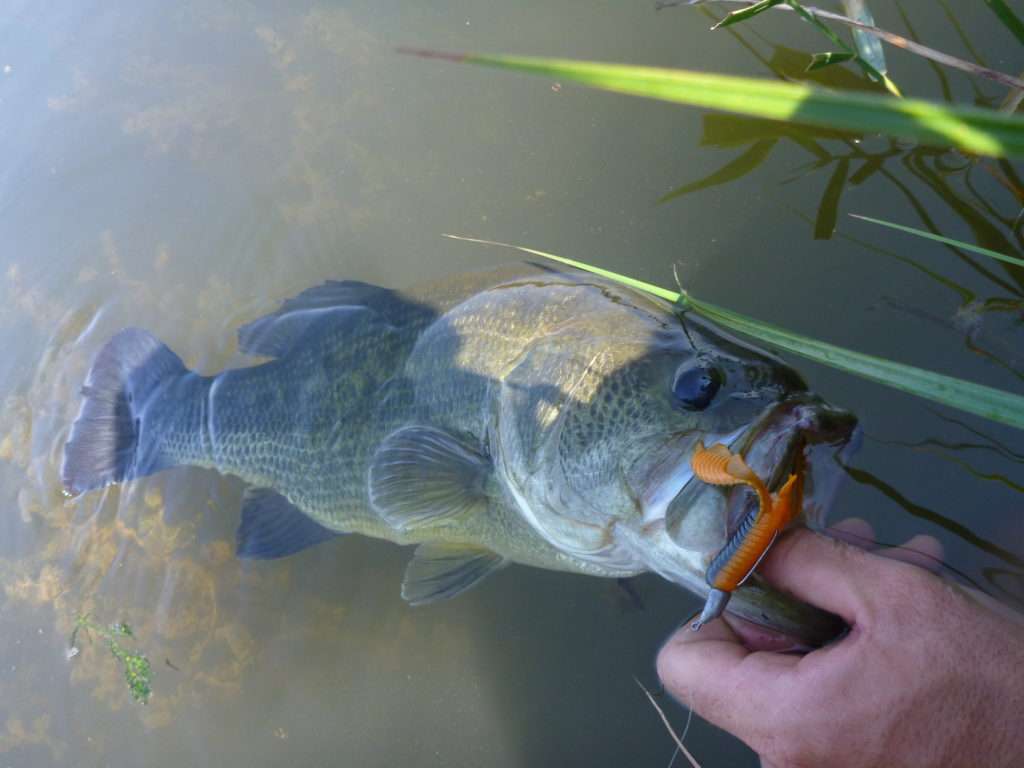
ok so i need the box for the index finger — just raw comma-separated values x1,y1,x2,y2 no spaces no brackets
756,528,892,624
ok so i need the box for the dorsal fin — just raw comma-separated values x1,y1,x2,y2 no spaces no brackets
237,280,417,358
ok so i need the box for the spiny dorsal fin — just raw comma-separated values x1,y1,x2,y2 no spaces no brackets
402,543,505,605
238,305,368,358
237,280,413,358
369,425,492,531
236,487,341,559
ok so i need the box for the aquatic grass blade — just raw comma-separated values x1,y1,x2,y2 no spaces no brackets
984,0,1024,47
444,234,1024,431
850,214,1024,268
401,50,1024,158
441,234,679,300
781,0,900,96
678,1,1024,92
712,0,785,29
678,295,1024,430
841,0,888,74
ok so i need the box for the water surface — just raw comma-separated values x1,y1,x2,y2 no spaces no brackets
1,2,1022,765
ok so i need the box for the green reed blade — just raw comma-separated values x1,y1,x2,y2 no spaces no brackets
441,234,679,301
712,0,786,29
984,0,1024,47
850,214,1024,268
446,233,1024,431
840,0,888,74
400,50,1024,158
677,294,1024,430
782,0,900,96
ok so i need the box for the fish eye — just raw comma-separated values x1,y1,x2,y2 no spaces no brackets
672,365,722,411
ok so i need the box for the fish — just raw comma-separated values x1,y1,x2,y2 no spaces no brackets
61,262,858,645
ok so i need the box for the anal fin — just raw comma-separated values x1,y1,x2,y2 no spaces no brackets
402,544,505,605
236,487,341,559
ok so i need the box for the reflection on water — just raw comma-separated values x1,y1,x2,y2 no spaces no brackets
1,1,1023,766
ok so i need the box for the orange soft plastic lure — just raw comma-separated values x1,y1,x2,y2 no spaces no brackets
689,442,802,630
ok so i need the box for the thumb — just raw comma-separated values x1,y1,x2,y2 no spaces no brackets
756,528,895,624
656,617,798,741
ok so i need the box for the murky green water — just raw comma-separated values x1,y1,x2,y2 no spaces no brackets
1,1,1022,765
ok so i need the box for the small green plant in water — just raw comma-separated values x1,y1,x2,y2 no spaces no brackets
69,614,153,704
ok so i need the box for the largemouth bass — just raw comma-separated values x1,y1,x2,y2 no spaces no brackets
62,263,857,645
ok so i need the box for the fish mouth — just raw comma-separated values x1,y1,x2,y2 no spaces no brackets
723,393,860,534
641,393,858,554
651,393,859,646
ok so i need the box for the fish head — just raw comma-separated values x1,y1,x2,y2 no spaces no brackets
628,313,859,643
497,287,858,644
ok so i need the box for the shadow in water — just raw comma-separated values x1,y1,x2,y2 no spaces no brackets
841,461,1024,606
660,8,1024,293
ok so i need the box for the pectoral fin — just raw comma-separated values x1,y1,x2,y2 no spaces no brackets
236,487,341,559
402,543,505,605
369,426,491,531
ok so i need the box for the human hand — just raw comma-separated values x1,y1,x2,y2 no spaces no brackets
656,525,1024,768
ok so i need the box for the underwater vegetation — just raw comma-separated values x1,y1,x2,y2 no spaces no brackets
69,616,152,704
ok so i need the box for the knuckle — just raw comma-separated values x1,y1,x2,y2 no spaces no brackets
864,561,946,631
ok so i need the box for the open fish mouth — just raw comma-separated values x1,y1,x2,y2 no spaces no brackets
724,393,861,535
682,393,859,647
654,393,859,558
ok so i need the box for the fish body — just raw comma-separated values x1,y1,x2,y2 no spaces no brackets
63,263,857,643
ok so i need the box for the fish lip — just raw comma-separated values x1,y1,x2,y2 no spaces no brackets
724,393,860,531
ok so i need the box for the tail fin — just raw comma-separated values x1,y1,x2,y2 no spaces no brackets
61,328,187,495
